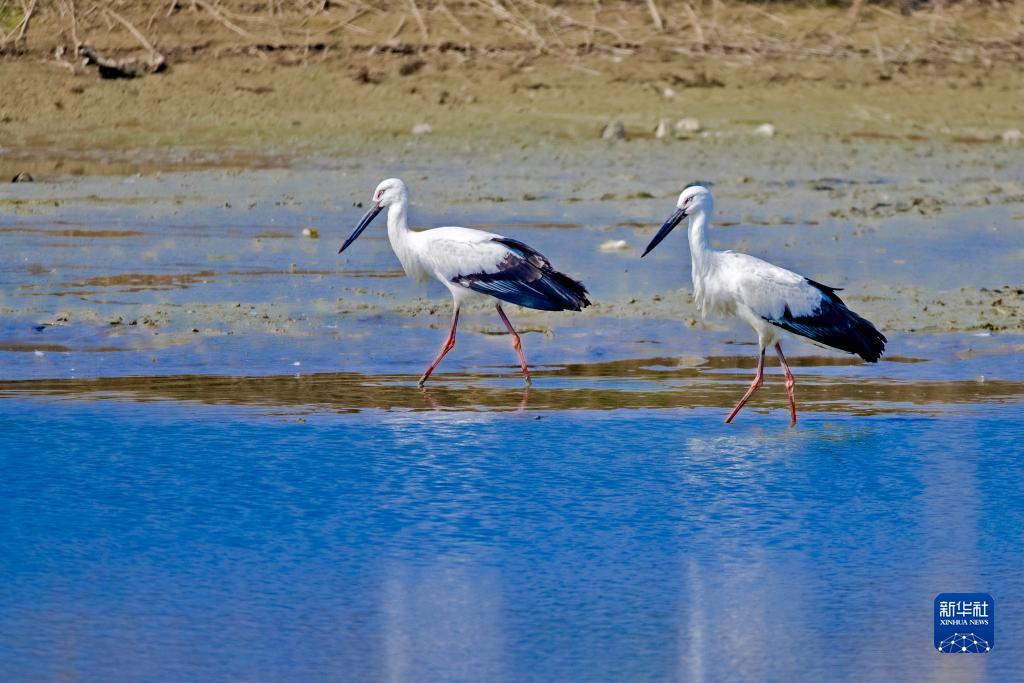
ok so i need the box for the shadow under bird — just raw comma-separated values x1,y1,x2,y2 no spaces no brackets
339,178,591,386
642,183,886,426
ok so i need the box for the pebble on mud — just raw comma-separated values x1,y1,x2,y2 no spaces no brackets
1001,129,1022,145
599,239,630,253
655,119,671,139
411,123,433,135
302,227,320,239
753,123,776,137
602,120,626,141
674,118,701,136
78,45,166,80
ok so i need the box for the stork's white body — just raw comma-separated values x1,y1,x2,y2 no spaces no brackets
384,204,507,306
645,184,886,425
687,208,822,350
340,178,590,385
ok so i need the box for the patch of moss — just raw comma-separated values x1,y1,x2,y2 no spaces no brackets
0,5,23,34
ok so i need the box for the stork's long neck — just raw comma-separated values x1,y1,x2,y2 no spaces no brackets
386,195,417,272
687,206,713,277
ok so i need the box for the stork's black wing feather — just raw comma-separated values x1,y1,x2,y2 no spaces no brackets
451,237,591,312
765,279,887,362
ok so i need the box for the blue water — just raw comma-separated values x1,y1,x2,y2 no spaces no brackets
1,398,1021,682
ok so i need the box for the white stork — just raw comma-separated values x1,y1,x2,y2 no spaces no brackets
642,184,886,426
339,178,590,386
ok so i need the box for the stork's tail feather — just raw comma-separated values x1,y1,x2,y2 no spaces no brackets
462,268,591,312
541,270,592,312
767,284,886,362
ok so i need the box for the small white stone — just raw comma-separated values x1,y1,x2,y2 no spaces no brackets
34,350,45,357
675,117,701,134
301,227,320,239
602,120,626,140
411,123,432,135
1001,129,1022,145
598,239,629,252
753,123,776,137
674,118,701,137
293,361,301,366
662,87,676,99
655,119,671,139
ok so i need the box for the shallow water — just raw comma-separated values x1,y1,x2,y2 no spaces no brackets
2,139,1023,383
1,393,1022,682
2,139,1022,681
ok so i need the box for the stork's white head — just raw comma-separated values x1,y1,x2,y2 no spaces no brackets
676,184,713,215
339,177,408,254
372,177,408,207
642,183,713,257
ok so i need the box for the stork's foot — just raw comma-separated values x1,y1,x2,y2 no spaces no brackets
725,376,763,424
725,349,766,424
496,304,533,387
418,307,460,389
775,342,797,427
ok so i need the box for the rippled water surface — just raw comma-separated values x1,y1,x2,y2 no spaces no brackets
1,392,1021,682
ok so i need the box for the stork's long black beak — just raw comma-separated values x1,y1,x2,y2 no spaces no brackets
339,204,384,254
641,207,687,257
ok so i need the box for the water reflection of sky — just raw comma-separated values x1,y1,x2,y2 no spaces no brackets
0,399,1020,682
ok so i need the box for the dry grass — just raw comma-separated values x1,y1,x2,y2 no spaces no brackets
0,0,1022,65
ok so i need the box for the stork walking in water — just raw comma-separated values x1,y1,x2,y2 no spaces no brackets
339,178,591,386
642,184,886,426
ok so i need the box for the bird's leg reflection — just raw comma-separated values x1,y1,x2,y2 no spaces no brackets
420,386,442,410
517,385,531,413
418,382,531,413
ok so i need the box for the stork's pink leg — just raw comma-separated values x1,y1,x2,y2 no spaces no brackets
418,306,460,387
775,342,797,427
496,304,531,385
725,348,765,424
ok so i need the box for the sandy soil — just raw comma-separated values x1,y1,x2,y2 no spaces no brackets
2,3,1023,164
2,48,1022,170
